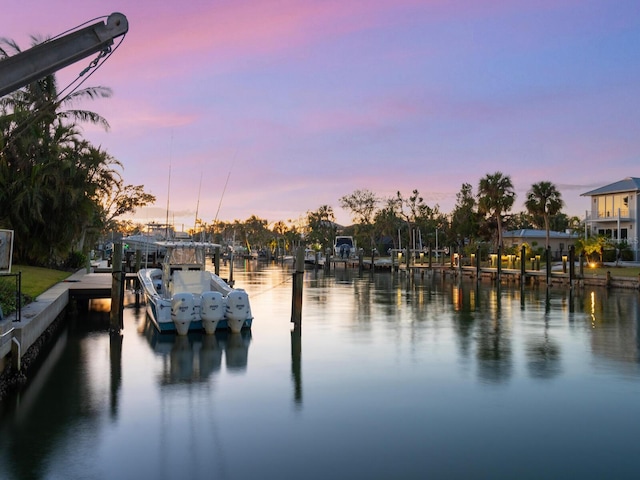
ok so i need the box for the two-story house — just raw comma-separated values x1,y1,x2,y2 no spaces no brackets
582,177,640,260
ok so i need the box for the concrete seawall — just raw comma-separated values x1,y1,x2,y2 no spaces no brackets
0,268,111,375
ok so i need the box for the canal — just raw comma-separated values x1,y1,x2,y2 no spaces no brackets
1,261,640,479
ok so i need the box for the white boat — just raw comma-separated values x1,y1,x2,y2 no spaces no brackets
138,241,253,335
334,236,356,259
304,249,325,266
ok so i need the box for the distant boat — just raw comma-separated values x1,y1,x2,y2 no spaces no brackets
304,249,325,266
334,236,356,259
138,241,253,335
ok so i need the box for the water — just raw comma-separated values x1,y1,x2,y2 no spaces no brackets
1,262,640,479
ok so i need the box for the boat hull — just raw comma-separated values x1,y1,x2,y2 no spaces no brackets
139,267,252,334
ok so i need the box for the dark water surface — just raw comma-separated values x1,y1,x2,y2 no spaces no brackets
1,262,640,479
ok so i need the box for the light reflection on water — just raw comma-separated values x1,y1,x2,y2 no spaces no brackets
1,262,640,479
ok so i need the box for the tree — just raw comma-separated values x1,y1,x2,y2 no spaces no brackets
576,235,611,264
450,183,480,246
339,189,379,250
306,205,336,252
477,172,516,250
241,215,270,252
373,199,402,252
524,181,564,249
394,189,439,251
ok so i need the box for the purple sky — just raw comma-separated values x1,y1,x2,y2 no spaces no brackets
4,1,640,229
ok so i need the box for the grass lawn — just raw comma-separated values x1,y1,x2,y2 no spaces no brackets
582,265,640,278
10,265,72,299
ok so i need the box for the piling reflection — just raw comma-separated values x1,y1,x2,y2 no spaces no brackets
291,326,302,406
140,316,251,384
109,332,122,417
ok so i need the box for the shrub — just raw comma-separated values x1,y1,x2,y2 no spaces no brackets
64,251,87,270
0,276,28,316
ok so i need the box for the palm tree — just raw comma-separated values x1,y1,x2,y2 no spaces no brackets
524,181,564,249
0,37,113,264
477,172,516,250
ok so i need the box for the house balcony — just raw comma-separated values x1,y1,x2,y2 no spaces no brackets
586,209,633,223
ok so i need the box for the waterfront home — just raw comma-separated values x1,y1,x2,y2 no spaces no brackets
502,229,578,260
582,177,640,260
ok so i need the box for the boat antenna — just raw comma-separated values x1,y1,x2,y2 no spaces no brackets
214,169,231,225
194,170,203,239
165,133,173,239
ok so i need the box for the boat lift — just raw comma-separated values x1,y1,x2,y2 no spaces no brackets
0,12,128,97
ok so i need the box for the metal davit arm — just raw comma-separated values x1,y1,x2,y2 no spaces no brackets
0,12,128,97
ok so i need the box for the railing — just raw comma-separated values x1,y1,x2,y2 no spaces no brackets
593,208,630,219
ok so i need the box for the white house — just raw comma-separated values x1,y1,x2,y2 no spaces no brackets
582,177,640,260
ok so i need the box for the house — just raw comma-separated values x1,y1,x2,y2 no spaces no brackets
582,177,640,260
502,229,578,259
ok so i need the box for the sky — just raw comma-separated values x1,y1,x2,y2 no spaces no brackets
3,0,640,230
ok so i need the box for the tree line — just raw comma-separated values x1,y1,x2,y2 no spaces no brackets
119,172,582,260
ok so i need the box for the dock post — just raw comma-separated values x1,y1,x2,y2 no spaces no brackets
520,245,526,286
214,246,221,276
579,252,584,278
358,248,364,273
476,247,480,280
569,245,575,287
110,242,124,332
291,246,304,327
546,246,551,285
497,246,502,284
325,248,331,272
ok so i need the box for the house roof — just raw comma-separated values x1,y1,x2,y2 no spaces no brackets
581,177,640,196
503,229,578,239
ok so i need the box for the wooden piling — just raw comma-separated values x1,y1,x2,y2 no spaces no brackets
291,246,304,327
569,245,575,287
546,246,551,285
110,241,124,332
213,246,221,276
324,248,331,273
520,245,526,286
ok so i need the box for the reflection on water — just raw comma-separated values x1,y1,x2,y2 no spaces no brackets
140,315,252,384
2,263,640,479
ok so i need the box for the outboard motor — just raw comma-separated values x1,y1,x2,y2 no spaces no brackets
201,291,225,334
225,290,251,333
171,292,195,335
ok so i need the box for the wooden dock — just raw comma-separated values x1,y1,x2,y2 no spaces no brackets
65,271,137,301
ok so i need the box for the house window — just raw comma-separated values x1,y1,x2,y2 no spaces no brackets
621,228,628,239
597,194,631,217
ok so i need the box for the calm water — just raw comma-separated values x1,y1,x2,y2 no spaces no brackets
1,262,640,479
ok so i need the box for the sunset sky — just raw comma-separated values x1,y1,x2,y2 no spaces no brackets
3,1,640,229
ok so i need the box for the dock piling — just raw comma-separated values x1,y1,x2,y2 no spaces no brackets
291,246,304,327
110,242,124,332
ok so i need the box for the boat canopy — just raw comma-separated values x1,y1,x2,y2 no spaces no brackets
166,245,206,265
